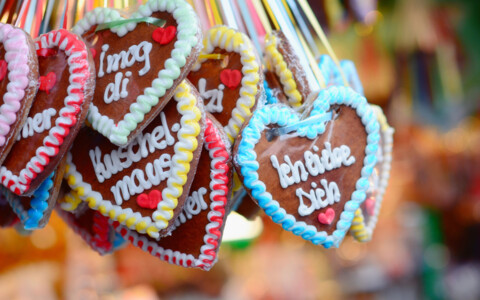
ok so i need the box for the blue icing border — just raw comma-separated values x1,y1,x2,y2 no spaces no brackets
318,55,364,96
235,86,379,248
264,81,278,104
4,172,55,230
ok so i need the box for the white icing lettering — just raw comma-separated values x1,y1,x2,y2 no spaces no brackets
99,41,152,104
110,153,171,205
17,108,57,141
173,187,208,230
296,179,341,216
270,142,355,189
89,112,175,183
198,78,225,113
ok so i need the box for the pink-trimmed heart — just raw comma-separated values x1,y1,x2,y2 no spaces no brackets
111,115,232,270
233,86,380,248
137,190,162,209
71,0,201,146
0,24,39,165
220,69,242,90
39,72,56,94
152,26,177,45
318,208,335,225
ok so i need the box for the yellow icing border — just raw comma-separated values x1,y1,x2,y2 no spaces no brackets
192,25,260,143
264,33,302,108
64,81,202,239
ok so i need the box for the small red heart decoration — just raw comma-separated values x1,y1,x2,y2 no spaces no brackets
37,48,58,57
317,208,335,225
365,197,376,216
136,190,162,209
220,69,242,89
0,60,7,81
90,48,96,59
39,72,57,94
152,26,177,45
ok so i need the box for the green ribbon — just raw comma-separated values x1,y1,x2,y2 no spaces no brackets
95,17,166,32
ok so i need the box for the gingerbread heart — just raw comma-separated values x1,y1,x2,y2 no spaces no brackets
56,195,124,255
350,105,394,242
0,23,39,166
187,26,262,143
72,0,201,146
318,55,364,95
1,170,62,230
264,31,315,109
0,29,95,195
234,86,380,248
64,81,204,239
112,115,232,270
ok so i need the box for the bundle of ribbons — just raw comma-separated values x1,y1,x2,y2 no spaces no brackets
0,0,393,271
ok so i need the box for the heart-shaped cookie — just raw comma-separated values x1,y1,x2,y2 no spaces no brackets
234,86,380,248
1,170,62,230
264,31,313,109
111,114,232,270
72,0,201,146
318,55,364,95
187,25,262,143
350,105,394,242
0,23,39,165
0,29,95,195
64,81,204,239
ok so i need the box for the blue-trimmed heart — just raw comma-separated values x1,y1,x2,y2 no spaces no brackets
233,86,379,248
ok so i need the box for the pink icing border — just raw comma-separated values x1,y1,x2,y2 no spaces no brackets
0,24,33,147
111,117,231,270
0,29,91,195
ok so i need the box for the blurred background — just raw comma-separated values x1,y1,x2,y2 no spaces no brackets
1,0,480,299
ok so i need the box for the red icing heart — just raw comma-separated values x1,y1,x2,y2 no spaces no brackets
317,208,335,225
39,72,57,94
90,48,96,59
136,190,162,209
365,197,376,216
0,60,7,81
152,26,177,45
220,69,242,89
37,48,58,57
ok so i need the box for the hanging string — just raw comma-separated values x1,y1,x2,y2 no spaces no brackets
40,0,55,34
296,0,349,87
261,0,280,31
237,0,262,55
251,0,271,34
59,0,69,29
218,0,238,29
15,0,30,28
